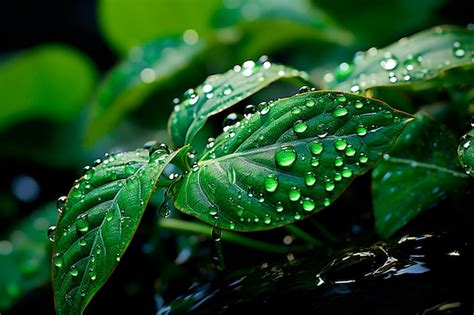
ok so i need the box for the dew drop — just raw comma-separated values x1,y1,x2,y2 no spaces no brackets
337,95,346,102
298,86,310,93
345,146,356,157
53,253,63,268
359,153,369,163
305,99,315,107
57,196,67,213
223,113,242,131
357,125,367,136
209,205,218,217
76,215,89,233
343,167,353,178
309,140,324,155
452,41,466,58
264,216,272,225
325,180,335,192
244,104,256,119
380,53,399,70
288,187,301,201
304,172,316,186
275,146,297,167
80,238,87,247
301,197,315,212
124,164,135,175
310,157,320,167
334,172,342,181
333,106,348,117
264,174,279,192
276,202,284,212
70,265,78,277
293,120,308,133
48,225,56,242
294,213,302,220
354,100,364,109
323,198,331,207
334,139,348,151
334,156,344,167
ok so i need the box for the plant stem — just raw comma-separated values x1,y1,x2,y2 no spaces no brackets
284,225,324,247
158,218,310,254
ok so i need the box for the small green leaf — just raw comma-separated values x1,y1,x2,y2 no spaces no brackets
171,91,411,231
0,44,97,131
168,60,310,148
0,203,56,311
458,128,474,177
52,147,184,314
322,25,474,93
85,38,205,145
98,0,220,54
372,114,470,239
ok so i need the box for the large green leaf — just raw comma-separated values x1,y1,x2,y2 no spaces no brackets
372,114,470,239
85,38,205,145
168,60,310,148
0,203,56,311
171,91,411,231
98,0,220,54
0,44,97,131
458,127,474,177
322,25,474,93
52,147,184,314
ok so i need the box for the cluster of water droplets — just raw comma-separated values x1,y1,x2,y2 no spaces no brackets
458,119,474,176
324,26,473,92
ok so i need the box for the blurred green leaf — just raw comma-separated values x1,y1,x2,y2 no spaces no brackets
171,91,411,231
372,114,470,239
52,147,185,314
0,203,56,311
315,0,445,46
85,38,205,145
98,0,220,54
212,0,354,57
458,127,474,177
168,60,311,148
0,44,97,131
322,25,474,93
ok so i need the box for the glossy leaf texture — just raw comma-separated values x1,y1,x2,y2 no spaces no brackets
458,128,474,177
0,204,56,311
52,147,183,315
85,38,205,145
322,25,474,93
372,114,470,239
168,60,310,148
0,44,97,131
171,91,412,231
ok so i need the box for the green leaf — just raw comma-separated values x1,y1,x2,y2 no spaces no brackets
213,0,354,52
458,128,474,177
171,91,411,231
0,203,56,311
372,114,470,239
85,38,205,145
0,44,97,131
52,147,184,315
98,0,220,54
168,61,310,148
322,25,474,93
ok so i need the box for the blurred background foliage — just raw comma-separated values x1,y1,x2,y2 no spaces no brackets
0,0,472,313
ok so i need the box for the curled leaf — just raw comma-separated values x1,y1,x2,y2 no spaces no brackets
52,147,184,314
